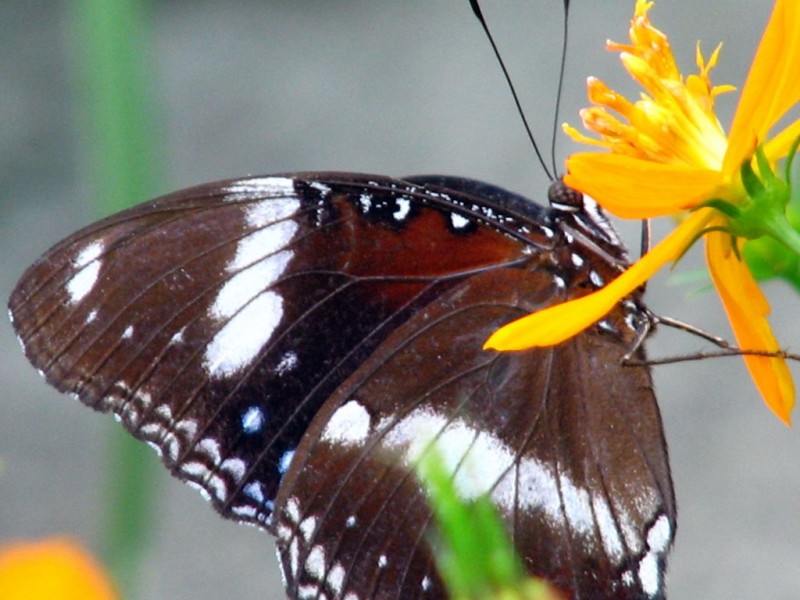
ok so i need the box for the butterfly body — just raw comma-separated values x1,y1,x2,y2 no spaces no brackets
9,173,675,599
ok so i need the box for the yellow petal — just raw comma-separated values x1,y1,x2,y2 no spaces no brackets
484,210,713,351
764,118,800,163
563,123,610,149
564,153,722,218
725,0,800,172
705,229,795,423
0,538,118,600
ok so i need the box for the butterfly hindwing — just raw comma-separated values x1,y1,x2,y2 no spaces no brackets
272,195,675,599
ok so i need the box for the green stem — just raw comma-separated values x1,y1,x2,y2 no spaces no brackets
70,0,165,596
762,213,800,258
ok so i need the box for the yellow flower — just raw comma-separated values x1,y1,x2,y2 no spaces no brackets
485,0,800,424
0,538,118,600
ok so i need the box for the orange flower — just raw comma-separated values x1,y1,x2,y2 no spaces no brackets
0,538,117,600
485,0,800,423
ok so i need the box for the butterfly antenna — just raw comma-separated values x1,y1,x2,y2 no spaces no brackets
550,1,571,178
469,0,553,181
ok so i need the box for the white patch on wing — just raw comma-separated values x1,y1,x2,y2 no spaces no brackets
305,545,326,580
220,458,246,482
230,221,298,271
228,198,300,271
321,400,371,446
590,270,605,287
232,505,257,519
241,405,266,434
206,473,228,502
647,514,672,553
205,290,284,378
121,325,133,339
195,438,221,464
174,418,196,440
299,516,318,543
162,432,180,463
244,482,266,504
326,563,346,596
246,196,301,227
146,440,163,458
213,249,293,317
381,406,642,565
450,212,470,230
180,461,209,480
358,193,372,213
393,198,411,221
593,494,624,561
382,407,512,501
621,570,635,587
275,351,299,376
310,181,331,195
297,584,322,600
501,455,560,523
279,448,295,474
66,241,104,305
224,177,295,201
204,213,295,376
170,326,186,345
289,538,300,579
285,496,301,524
560,474,594,537
276,547,290,587
639,514,672,597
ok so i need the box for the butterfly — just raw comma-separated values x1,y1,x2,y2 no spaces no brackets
9,171,675,599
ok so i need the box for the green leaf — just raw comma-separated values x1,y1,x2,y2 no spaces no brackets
415,448,562,600
743,147,800,290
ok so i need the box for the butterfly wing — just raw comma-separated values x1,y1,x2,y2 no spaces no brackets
272,182,674,599
8,173,675,598
8,173,545,526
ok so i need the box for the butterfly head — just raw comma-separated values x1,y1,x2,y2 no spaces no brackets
547,179,584,213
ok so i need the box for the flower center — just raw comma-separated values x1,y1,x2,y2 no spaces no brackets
565,0,732,172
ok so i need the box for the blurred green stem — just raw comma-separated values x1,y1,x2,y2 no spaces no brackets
417,449,561,600
71,0,165,596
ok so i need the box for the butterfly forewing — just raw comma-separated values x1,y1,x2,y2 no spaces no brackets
9,173,675,599
9,174,543,523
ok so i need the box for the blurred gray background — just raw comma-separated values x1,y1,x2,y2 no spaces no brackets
2,1,798,599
